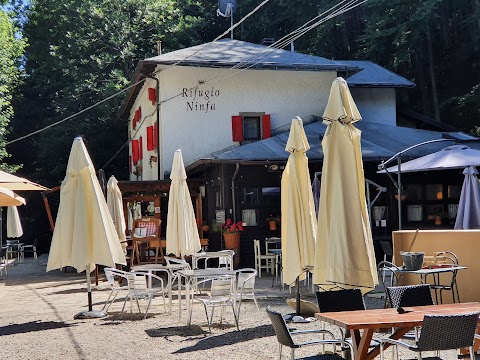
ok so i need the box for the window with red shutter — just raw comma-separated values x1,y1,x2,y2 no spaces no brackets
132,139,139,164
148,88,156,105
153,122,158,149
146,126,154,151
139,136,143,160
232,115,244,141
262,114,271,139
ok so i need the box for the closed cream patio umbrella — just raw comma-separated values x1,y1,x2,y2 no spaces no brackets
7,206,23,238
281,117,317,314
106,175,127,251
313,77,377,293
0,188,25,249
166,150,201,257
47,137,126,314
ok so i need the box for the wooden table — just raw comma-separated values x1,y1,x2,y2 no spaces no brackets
315,302,480,360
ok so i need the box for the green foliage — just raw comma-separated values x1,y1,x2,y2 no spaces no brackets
0,7,23,172
8,0,480,186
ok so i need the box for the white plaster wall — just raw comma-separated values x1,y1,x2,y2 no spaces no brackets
350,88,396,126
128,68,399,180
156,67,337,176
129,78,159,181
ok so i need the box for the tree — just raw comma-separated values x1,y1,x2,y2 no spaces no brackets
0,6,24,172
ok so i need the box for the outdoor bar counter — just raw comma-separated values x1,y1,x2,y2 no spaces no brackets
392,229,480,303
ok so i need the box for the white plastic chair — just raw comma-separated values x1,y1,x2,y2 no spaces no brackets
6,239,22,264
234,268,260,320
102,267,129,312
253,239,275,277
189,276,239,333
121,271,167,319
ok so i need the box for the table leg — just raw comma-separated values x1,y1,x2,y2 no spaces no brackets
360,327,413,360
178,273,183,322
351,329,373,360
167,271,172,315
186,278,191,326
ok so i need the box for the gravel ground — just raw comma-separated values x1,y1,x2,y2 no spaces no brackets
0,256,463,360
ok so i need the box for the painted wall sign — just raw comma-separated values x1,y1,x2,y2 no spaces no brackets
182,86,220,113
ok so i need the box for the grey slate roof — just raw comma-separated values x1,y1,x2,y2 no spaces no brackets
196,122,479,165
143,39,359,72
342,60,415,88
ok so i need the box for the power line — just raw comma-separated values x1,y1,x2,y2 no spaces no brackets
5,0,272,147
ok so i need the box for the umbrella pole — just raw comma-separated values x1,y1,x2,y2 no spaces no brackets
86,264,93,312
296,277,300,315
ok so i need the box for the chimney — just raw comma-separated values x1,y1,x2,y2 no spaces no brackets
156,41,162,56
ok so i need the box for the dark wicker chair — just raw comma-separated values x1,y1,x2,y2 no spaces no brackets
316,289,365,313
266,306,352,360
385,284,435,347
316,289,379,351
386,284,434,309
380,312,479,360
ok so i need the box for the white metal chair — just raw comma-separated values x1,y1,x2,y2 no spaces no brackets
6,239,22,264
253,239,275,277
189,275,239,333
164,256,191,289
0,246,8,277
121,271,167,319
102,267,130,312
21,240,37,261
234,268,260,320
191,250,234,270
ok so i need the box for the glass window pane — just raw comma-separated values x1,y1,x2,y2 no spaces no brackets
243,116,260,140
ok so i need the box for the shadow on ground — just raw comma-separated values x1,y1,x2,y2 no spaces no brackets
0,320,76,336
146,324,274,353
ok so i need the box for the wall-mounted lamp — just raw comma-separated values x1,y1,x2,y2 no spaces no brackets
199,185,206,198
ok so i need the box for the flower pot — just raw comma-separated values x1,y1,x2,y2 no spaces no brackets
269,221,278,231
224,233,240,250
223,232,240,268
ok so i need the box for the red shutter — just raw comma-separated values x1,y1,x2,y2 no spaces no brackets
138,106,142,119
153,122,158,149
262,114,271,139
232,115,243,142
146,126,154,151
139,136,143,160
129,155,132,173
132,140,139,164
148,88,156,105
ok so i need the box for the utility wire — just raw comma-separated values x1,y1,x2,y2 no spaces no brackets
101,0,366,170
6,79,145,145
5,0,272,147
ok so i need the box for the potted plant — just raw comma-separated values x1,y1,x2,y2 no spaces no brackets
266,214,281,230
222,219,244,250
197,219,209,232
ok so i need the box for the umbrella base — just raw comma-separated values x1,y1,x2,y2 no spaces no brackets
74,310,107,319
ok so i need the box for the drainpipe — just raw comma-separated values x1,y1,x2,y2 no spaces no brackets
231,163,240,221
143,73,162,180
